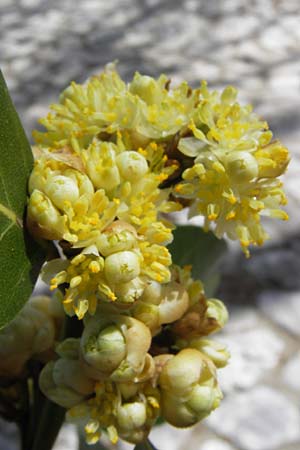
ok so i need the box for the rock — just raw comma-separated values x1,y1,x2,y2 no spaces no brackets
281,352,300,392
199,439,236,450
206,386,300,450
258,291,300,337
53,424,78,450
218,324,285,393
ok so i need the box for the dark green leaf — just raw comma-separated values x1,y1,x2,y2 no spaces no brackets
0,70,45,328
168,225,227,286
134,438,159,450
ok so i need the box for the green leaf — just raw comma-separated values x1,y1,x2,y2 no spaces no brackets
0,70,45,328
134,438,159,450
168,225,227,288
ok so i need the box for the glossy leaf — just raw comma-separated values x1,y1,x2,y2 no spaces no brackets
0,70,45,328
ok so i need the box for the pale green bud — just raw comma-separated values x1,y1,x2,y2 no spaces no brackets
82,324,126,374
140,281,163,305
81,314,151,382
56,338,80,360
104,251,141,284
180,338,230,369
225,151,258,183
114,277,145,304
0,296,58,377
39,361,89,408
27,189,65,240
116,151,148,181
159,349,222,427
52,359,95,396
158,282,189,325
129,73,161,104
117,402,147,431
133,302,160,334
44,175,79,210
96,221,137,257
111,317,151,382
85,142,120,190
159,349,205,397
134,282,188,334
205,299,229,334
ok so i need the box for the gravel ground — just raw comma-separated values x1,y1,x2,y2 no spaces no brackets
1,1,300,449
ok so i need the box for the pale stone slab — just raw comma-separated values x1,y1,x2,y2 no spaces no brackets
281,352,300,392
206,386,300,450
218,326,285,392
258,291,300,337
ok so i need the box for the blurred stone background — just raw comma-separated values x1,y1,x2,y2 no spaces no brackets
1,0,300,449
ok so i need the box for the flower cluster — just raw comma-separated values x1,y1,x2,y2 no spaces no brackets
23,64,289,444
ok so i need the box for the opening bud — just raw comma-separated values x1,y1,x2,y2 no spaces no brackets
225,151,258,183
104,251,141,284
116,151,148,181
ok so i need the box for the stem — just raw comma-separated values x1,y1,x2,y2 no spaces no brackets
26,315,82,450
134,438,159,450
31,399,65,450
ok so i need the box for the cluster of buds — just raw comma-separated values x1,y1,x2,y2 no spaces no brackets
0,295,64,378
24,64,289,444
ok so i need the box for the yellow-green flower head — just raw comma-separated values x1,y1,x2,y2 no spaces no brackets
42,244,165,318
0,295,63,377
27,155,119,245
81,311,153,382
28,139,177,297
32,63,198,150
67,380,160,445
174,82,290,256
158,349,222,427
39,338,95,408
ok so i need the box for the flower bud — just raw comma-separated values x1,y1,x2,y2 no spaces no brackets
81,313,151,382
84,141,120,191
114,277,145,304
133,281,189,334
140,281,163,305
116,151,148,181
159,349,222,427
158,282,189,325
52,359,95,396
96,221,137,257
225,151,258,183
129,73,162,104
104,251,141,284
44,175,80,210
117,402,147,431
39,360,93,408
178,338,230,368
172,298,228,338
81,323,127,375
27,190,65,240
0,296,59,377
205,299,229,334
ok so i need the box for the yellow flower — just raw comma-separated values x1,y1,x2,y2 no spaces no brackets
33,64,198,151
174,82,290,256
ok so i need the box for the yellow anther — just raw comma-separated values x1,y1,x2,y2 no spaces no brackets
70,276,82,288
208,213,218,221
89,261,101,273
226,211,236,221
